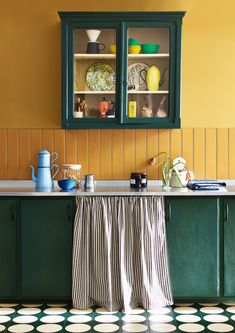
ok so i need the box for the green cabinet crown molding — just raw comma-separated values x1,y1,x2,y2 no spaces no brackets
59,11,185,129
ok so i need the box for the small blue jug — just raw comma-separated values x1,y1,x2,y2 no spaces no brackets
30,149,59,190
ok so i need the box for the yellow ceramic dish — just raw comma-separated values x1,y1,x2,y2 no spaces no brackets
129,45,141,54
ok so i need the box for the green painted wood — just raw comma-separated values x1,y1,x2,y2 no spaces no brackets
59,11,185,129
0,199,17,298
166,197,220,298
223,197,235,296
20,198,73,299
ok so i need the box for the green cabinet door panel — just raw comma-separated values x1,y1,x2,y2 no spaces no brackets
21,198,73,299
224,198,235,296
166,197,220,298
0,199,17,298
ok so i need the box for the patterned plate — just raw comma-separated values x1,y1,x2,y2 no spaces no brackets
86,62,115,91
128,62,149,91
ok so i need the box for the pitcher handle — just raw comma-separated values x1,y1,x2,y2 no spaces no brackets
51,164,59,180
140,69,147,84
51,152,58,165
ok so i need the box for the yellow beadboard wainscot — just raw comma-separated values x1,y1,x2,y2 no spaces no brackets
0,129,235,180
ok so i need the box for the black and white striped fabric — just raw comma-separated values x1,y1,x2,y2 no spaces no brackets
72,196,173,311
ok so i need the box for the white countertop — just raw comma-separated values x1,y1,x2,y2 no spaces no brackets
0,180,234,196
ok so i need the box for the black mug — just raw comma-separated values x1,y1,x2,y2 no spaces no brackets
86,42,105,54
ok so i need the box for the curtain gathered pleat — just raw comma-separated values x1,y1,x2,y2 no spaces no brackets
72,196,173,311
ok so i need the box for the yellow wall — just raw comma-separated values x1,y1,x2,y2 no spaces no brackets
1,1,235,180
1,0,235,128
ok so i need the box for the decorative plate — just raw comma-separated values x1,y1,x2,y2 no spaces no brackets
86,62,115,91
128,62,149,91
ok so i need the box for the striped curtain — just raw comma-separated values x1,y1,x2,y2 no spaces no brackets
72,196,173,311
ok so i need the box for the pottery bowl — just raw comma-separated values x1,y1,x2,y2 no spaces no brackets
141,43,160,54
129,45,141,54
128,38,140,46
58,179,76,190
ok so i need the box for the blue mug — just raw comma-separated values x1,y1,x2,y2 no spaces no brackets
86,42,105,54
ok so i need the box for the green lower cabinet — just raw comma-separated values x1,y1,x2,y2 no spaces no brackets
0,199,17,298
223,197,235,297
20,198,73,299
166,197,220,298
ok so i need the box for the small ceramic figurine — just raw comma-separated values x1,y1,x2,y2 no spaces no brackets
156,96,167,118
140,96,153,117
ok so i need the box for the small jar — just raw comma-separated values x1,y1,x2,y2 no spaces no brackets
130,172,142,188
141,173,148,188
62,164,81,187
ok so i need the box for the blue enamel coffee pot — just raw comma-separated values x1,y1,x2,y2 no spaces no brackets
30,149,59,189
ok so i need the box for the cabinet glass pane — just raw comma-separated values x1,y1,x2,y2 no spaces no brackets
127,27,169,119
73,28,116,119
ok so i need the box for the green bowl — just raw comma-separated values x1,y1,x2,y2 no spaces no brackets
128,38,140,46
141,43,160,54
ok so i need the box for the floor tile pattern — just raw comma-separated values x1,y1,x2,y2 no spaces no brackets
1,303,235,332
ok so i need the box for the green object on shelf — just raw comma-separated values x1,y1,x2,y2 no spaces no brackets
128,38,140,46
141,43,160,54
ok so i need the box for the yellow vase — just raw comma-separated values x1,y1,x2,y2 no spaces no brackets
146,65,161,91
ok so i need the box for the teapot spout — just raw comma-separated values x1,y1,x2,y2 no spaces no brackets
30,165,37,183
159,68,167,87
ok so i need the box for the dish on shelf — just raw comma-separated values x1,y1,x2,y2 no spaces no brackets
86,62,116,91
128,62,149,91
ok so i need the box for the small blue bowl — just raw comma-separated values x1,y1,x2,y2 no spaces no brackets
58,179,76,190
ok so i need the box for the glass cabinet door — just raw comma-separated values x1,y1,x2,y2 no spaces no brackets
122,23,176,126
69,26,118,125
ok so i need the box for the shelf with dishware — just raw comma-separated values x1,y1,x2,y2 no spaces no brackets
59,11,185,128
74,53,170,60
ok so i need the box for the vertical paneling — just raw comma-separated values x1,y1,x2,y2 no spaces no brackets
0,130,7,179
147,129,158,179
194,128,205,179
100,130,112,179
1,128,235,181
88,130,100,178
54,130,65,179
19,130,30,179
7,130,19,179
170,129,182,159
217,129,229,179
182,128,194,172
65,130,77,164
158,129,170,179
205,129,217,179
42,130,54,153
112,130,123,179
30,130,42,170
135,129,147,172
123,130,135,179
77,130,88,179
229,129,235,179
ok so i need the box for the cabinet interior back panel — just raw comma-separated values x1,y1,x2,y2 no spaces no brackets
0,128,233,180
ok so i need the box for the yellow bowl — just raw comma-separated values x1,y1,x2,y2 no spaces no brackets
129,45,141,54
110,44,116,54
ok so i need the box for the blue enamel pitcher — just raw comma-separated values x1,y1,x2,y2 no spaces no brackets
30,149,59,189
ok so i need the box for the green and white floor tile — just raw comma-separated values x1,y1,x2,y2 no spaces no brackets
1,303,235,333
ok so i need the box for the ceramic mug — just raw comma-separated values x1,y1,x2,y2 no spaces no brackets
86,41,105,54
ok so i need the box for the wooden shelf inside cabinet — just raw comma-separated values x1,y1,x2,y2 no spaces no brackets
74,91,115,94
74,53,170,60
128,90,169,94
74,54,116,60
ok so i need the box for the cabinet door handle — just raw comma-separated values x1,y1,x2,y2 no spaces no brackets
224,203,229,223
11,204,15,222
166,203,171,223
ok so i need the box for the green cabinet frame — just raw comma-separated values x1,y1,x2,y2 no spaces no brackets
59,11,185,129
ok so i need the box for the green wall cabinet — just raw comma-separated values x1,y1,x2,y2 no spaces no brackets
223,197,235,297
166,197,220,298
0,199,17,298
59,11,185,129
20,198,73,299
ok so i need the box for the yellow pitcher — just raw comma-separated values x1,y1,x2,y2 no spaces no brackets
140,65,167,91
